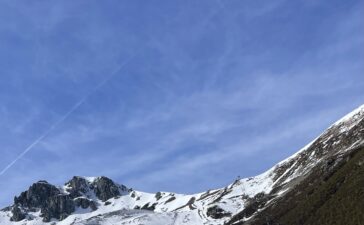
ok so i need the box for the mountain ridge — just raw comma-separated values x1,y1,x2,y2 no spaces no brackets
1,104,364,225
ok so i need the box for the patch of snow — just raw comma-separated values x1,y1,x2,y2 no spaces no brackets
332,104,364,127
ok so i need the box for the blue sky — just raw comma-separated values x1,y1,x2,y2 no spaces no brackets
0,0,363,206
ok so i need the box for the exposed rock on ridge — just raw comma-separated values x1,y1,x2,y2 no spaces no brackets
93,177,122,201
9,176,128,222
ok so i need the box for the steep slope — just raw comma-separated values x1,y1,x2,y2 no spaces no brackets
253,146,364,225
227,105,364,225
227,145,364,225
0,104,363,225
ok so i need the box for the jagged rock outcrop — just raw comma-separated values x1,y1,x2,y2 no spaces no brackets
141,202,157,211
206,205,231,219
74,197,97,211
92,176,121,201
11,181,76,222
65,176,90,198
14,181,60,208
10,205,26,222
8,176,126,222
40,195,75,222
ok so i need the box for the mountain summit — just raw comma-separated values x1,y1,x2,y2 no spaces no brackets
1,105,364,225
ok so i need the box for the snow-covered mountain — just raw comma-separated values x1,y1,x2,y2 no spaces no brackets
1,104,364,225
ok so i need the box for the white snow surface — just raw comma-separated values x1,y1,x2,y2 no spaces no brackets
0,175,273,225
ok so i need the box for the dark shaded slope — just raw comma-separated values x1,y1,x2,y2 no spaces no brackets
228,146,364,225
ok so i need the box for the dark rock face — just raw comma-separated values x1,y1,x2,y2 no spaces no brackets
93,177,121,201
74,198,98,211
104,201,112,206
10,205,26,222
155,192,163,201
65,176,90,199
206,205,231,219
66,176,89,193
14,181,60,208
141,203,157,211
41,195,75,222
165,196,176,204
9,176,126,222
234,192,270,220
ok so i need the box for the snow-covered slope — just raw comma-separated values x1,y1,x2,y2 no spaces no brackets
1,105,364,225
0,174,274,225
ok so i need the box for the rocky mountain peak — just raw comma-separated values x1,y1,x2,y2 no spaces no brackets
8,176,129,222
14,181,60,209
64,176,92,198
92,176,122,202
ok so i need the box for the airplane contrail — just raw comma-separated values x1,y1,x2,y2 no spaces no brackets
0,53,138,176
0,0,226,176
